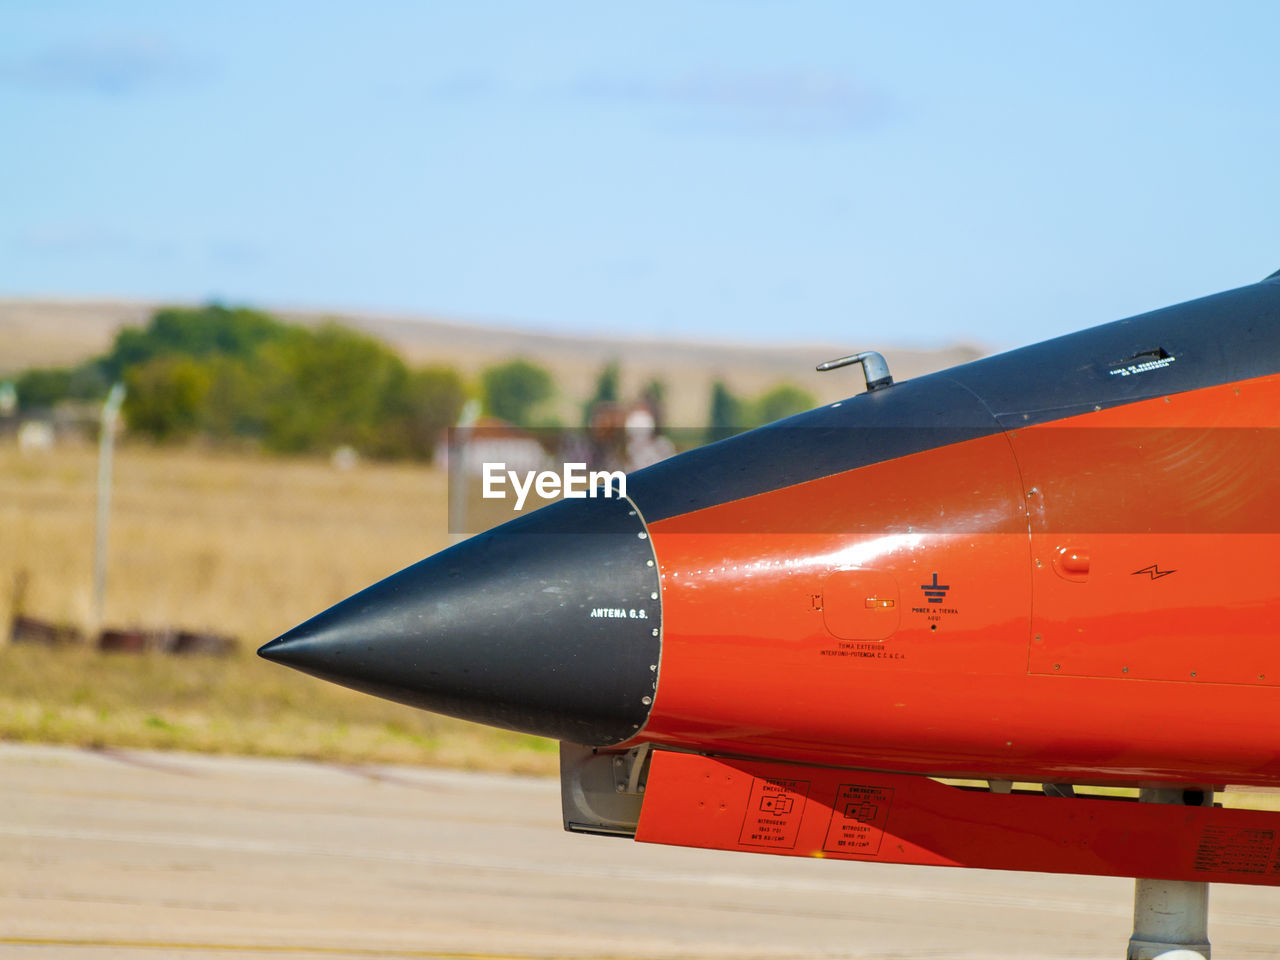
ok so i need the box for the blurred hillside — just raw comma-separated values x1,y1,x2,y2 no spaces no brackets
0,298,987,425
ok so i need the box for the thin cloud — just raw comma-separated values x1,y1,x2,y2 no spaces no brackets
208,239,262,268
573,69,891,135
426,71,499,102
13,223,177,262
15,223,127,256
1,36,211,96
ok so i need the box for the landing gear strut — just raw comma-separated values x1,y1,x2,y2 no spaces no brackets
1127,787,1214,960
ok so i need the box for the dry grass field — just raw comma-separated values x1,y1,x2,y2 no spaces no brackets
0,440,558,774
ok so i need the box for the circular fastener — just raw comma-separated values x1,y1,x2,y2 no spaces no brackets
649,592,658,600
651,628,658,636
628,510,636,516
641,696,653,705
1053,664,1061,670
1122,667,1129,673
637,532,648,540
646,559,654,567
649,664,656,671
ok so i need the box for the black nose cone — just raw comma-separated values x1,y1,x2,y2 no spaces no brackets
259,495,661,746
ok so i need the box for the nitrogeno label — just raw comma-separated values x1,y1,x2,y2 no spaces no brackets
738,777,810,849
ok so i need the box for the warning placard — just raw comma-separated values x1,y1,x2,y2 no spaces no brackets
738,777,810,849
823,783,894,856
1194,825,1280,876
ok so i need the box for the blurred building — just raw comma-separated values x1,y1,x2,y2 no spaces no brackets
435,416,550,477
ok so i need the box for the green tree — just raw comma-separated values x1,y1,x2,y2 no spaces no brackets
639,377,669,434
123,356,212,441
640,377,666,410
750,383,816,426
480,359,554,427
15,368,72,411
66,362,109,402
257,324,410,454
708,380,745,441
592,361,620,404
100,304,286,380
15,363,108,410
582,360,621,424
200,354,266,439
387,366,467,458
15,302,474,460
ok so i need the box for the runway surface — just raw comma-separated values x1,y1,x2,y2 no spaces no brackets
1,743,1277,959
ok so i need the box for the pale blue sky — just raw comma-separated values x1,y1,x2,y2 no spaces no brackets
2,1,1277,349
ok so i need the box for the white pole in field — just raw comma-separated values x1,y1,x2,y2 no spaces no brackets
449,399,481,544
92,383,126,635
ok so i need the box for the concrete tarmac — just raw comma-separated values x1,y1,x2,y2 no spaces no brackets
1,743,1277,959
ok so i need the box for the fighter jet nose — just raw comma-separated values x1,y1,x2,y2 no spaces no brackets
258,494,662,746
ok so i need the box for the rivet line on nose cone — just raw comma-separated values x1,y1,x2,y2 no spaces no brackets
620,489,664,744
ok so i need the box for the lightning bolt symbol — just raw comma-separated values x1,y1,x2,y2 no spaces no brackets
1132,564,1176,580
